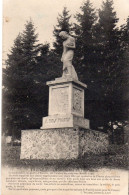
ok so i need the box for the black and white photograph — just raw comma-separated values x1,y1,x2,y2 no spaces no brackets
1,0,129,194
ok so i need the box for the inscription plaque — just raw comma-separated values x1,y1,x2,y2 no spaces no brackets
50,86,69,115
41,115,90,129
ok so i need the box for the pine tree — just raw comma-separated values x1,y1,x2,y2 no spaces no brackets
74,0,101,128
53,7,72,56
93,0,124,127
74,0,97,83
96,0,120,98
117,17,129,120
3,20,40,138
3,34,23,137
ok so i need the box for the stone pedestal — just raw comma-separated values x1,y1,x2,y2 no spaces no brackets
20,77,109,160
20,128,108,160
40,77,90,129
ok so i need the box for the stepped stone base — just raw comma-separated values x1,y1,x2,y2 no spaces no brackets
20,128,108,160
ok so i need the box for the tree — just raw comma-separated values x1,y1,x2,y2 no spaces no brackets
3,20,41,138
74,0,102,128
3,34,23,137
53,7,72,56
117,16,129,121
87,1,129,140
120,17,129,98
3,19,63,138
74,0,97,84
92,0,123,127
34,44,62,125
95,0,120,98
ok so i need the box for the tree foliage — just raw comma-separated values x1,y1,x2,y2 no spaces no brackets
74,0,97,84
3,20,61,138
94,0,129,126
53,7,72,56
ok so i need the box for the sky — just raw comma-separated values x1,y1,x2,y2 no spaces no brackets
3,0,129,60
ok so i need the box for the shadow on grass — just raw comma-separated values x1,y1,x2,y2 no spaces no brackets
2,145,128,171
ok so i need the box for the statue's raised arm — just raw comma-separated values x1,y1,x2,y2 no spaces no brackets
59,31,78,80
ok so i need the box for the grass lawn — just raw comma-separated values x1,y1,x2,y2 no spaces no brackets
1,143,128,171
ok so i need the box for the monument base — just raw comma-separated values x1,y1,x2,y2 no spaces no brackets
20,128,109,160
41,114,89,129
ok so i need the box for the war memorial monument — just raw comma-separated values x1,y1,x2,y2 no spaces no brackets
20,31,108,160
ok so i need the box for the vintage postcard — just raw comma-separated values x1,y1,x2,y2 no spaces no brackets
2,0,129,194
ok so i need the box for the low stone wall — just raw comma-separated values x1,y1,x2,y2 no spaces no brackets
20,128,109,160
79,129,109,156
20,128,79,160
